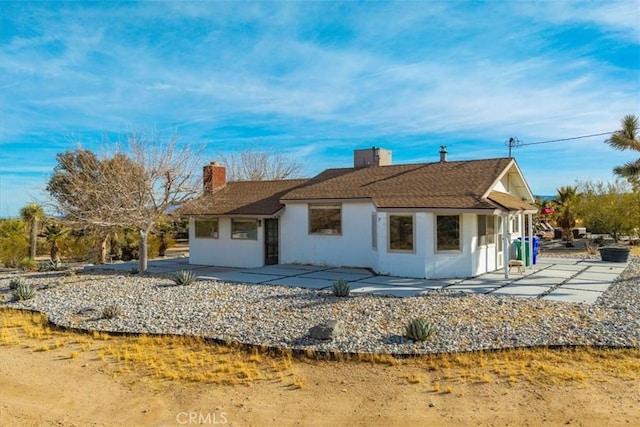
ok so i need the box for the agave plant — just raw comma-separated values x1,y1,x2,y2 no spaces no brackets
13,282,36,301
9,277,24,290
404,318,435,342
173,270,196,286
331,279,350,297
101,305,121,319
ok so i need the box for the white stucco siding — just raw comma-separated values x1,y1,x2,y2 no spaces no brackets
280,202,377,268
376,212,427,278
188,217,264,268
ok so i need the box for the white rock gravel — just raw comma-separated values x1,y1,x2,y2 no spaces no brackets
1,257,638,355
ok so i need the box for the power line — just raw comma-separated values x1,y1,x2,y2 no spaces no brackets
506,131,616,157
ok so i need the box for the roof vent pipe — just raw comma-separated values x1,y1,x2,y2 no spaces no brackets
439,145,448,162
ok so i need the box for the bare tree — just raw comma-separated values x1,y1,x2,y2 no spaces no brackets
46,131,202,273
219,147,303,181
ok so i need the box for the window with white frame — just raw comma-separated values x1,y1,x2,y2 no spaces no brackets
309,204,342,235
511,217,520,233
389,214,414,251
231,218,258,240
371,213,377,249
478,214,495,246
195,218,219,238
436,215,461,251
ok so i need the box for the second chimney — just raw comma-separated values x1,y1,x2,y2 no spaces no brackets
203,161,226,194
439,146,448,162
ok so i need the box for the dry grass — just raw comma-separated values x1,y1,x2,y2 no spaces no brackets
1,308,638,390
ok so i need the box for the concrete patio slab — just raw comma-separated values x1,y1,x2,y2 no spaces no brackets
586,266,628,274
577,271,622,281
355,275,449,288
490,285,552,298
299,271,373,282
349,284,430,297
275,264,328,271
533,269,582,278
241,266,314,277
199,271,286,284
543,289,602,304
327,267,374,275
445,283,504,294
263,277,333,290
544,264,588,272
510,277,563,286
561,279,612,292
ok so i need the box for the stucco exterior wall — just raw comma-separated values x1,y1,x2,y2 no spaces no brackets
279,202,377,268
188,217,264,268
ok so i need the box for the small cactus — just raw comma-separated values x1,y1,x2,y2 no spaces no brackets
173,270,196,286
101,305,121,319
331,279,350,297
404,318,435,342
9,277,24,290
13,282,36,301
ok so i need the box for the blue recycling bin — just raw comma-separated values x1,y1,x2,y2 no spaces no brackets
518,236,539,265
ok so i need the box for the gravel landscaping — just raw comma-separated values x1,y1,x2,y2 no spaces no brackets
1,256,638,355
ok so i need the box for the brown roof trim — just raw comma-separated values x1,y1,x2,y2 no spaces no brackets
487,191,538,213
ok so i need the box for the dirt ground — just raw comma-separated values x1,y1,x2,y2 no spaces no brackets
1,340,639,427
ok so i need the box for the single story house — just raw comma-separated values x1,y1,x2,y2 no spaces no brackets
181,147,538,279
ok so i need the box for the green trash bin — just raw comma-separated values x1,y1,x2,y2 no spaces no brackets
516,238,531,266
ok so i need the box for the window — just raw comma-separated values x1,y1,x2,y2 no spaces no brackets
195,218,218,238
437,215,460,251
309,204,341,235
478,215,495,246
389,215,414,251
231,218,258,240
371,213,377,249
511,217,520,233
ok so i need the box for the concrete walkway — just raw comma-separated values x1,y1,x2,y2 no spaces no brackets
86,257,629,304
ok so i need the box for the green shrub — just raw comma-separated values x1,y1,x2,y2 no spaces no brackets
404,318,435,342
173,270,196,286
9,277,24,290
101,305,121,319
18,257,38,272
331,279,350,297
0,233,29,268
13,282,36,301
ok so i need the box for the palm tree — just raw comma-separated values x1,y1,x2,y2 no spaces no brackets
43,223,66,264
19,203,45,260
606,114,640,180
554,186,579,245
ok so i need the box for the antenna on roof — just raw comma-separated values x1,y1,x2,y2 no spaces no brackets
506,137,521,157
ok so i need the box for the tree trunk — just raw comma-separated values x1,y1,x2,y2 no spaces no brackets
100,234,108,264
51,242,60,264
29,219,38,259
138,229,148,273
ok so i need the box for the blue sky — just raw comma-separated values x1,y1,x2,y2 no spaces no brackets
1,1,639,218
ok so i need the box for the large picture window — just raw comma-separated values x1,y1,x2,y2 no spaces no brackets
309,204,342,235
478,215,495,246
195,218,218,238
436,215,460,251
389,215,414,251
231,218,258,240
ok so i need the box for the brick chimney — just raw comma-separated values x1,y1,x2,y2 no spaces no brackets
203,161,226,194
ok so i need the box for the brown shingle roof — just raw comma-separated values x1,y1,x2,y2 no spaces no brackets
487,191,538,212
180,179,308,216
282,158,515,209
181,158,532,215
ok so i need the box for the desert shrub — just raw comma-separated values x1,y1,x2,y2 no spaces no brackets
0,219,29,267
404,318,435,342
38,259,68,272
18,257,38,272
9,277,24,290
173,270,196,286
331,279,350,297
64,232,101,263
13,282,36,301
101,305,121,319
129,266,139,275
